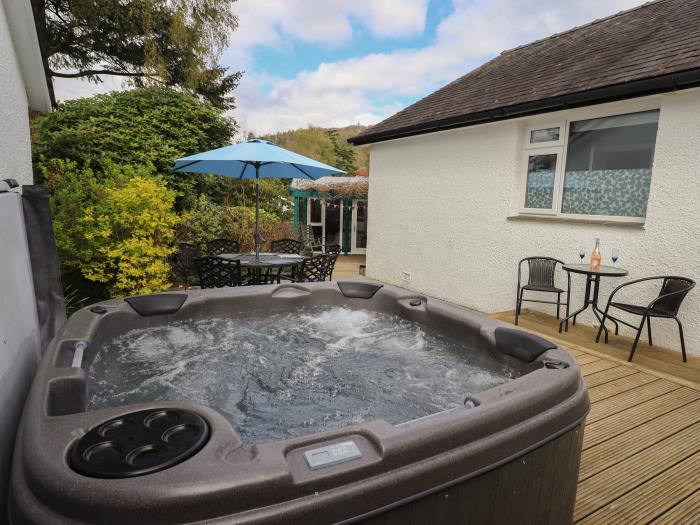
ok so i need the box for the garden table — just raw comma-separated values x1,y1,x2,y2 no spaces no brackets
219,252,304,284
559,263,628,340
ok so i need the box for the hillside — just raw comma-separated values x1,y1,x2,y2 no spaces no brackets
262,125,369,172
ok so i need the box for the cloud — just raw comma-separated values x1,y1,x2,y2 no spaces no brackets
226,0,429,66
234,0,646,135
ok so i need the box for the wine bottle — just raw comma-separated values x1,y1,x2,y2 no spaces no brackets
590,238,601,271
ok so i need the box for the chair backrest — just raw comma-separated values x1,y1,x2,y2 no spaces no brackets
270,238,302,254
194,257,242,289
299,225,322,249
325,244,341,255
521,257,560,288
206,238,240,256
176,242,201,272
655,277,695,315
325,254,338,280
298,254,331,282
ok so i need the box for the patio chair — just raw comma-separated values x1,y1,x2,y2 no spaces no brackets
326,253,338,280
205,238,240,256
299,225,323,252
596,276,695,362
515,257,570,326
325,244,341,255
294,254,332,282
194,257,242,289
175,242,201,287
268,238,302,282
270,238,302,254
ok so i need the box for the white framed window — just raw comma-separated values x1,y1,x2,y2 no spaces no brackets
519,110,660,221
524,122,565,148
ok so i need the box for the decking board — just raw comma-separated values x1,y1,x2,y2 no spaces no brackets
574,424,700,521
489,309,700,524
579,399,700,480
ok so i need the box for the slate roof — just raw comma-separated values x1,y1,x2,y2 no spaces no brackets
350,0,700,145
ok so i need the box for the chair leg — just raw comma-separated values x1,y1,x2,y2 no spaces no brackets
556,292,561,319
675,317,687,363
515,289,524,326
628,316,646,362
595,304,610,344
647,317,652,346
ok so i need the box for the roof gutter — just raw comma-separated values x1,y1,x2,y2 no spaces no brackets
348,68,700,146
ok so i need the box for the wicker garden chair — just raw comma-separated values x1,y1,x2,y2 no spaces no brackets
596,276,695,362
515,257,570,326
205,238,240,256
325,244,341,255
194,257,242,289
294,254,332,282
175,242,201,287
270,238,302,254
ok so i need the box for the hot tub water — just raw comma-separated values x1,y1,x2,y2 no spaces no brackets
88,307,517,442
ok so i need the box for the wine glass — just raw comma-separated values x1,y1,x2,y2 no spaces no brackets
611,248,619,266
578,247,586,262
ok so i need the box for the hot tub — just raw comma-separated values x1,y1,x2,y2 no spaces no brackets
9,281,588,524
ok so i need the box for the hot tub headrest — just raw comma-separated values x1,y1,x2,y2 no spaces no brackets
494,327,557,362
124,293,187,316
337,282,383,299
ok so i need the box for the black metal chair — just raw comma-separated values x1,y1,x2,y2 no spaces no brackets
325,253,338,280
175,242,201,287
596,276,695,362
194,257,242,289
516,257,570,326
294,254,332,282
205,238,240,256
325,244,341,255
270,238,302,254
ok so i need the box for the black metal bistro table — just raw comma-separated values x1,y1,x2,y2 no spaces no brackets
219,252,304,284
559,264,628,339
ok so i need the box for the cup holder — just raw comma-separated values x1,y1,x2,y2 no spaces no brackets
70,408,209,478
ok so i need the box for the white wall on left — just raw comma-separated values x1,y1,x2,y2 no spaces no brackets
0,0,34,186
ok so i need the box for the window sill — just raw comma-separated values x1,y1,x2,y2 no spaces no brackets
507,213,645,227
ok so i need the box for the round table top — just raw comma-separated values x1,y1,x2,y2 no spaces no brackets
562,263,628,277
219,252,304,268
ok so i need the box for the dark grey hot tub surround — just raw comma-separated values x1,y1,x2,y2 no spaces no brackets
9,281,589,525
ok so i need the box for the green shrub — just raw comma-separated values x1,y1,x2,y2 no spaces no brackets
219,206,292,252
43,160,178,298
176,194,224,244
32,88,236,209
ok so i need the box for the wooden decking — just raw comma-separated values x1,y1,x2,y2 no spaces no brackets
491,310,700,524
331,254,366,279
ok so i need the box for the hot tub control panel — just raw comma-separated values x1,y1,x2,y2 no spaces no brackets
304,440,362,470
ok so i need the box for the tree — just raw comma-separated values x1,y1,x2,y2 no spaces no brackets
32,87,236,209
32,0,241,109
325,129,357,174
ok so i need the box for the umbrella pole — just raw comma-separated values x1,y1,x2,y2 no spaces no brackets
255,163,260,260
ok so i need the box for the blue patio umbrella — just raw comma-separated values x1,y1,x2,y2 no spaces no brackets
173,139,344,259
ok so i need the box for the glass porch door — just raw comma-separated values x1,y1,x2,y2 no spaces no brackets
351,200,368,254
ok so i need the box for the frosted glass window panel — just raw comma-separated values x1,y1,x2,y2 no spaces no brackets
530,127,560,143
524,154,557,209
562,110,659,217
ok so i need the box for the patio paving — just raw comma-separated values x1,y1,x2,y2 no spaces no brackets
491,309,700,524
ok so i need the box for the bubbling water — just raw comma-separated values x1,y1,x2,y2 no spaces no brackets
87,306,518,443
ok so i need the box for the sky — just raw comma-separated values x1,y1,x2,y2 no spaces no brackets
53,0,648,136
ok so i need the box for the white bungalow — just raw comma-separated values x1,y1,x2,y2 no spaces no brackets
350,0,700,361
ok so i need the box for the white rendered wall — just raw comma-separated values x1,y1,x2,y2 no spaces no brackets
366,90,700,357
0,0,34,186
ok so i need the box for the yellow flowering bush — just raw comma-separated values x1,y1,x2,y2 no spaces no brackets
81,169,179,297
